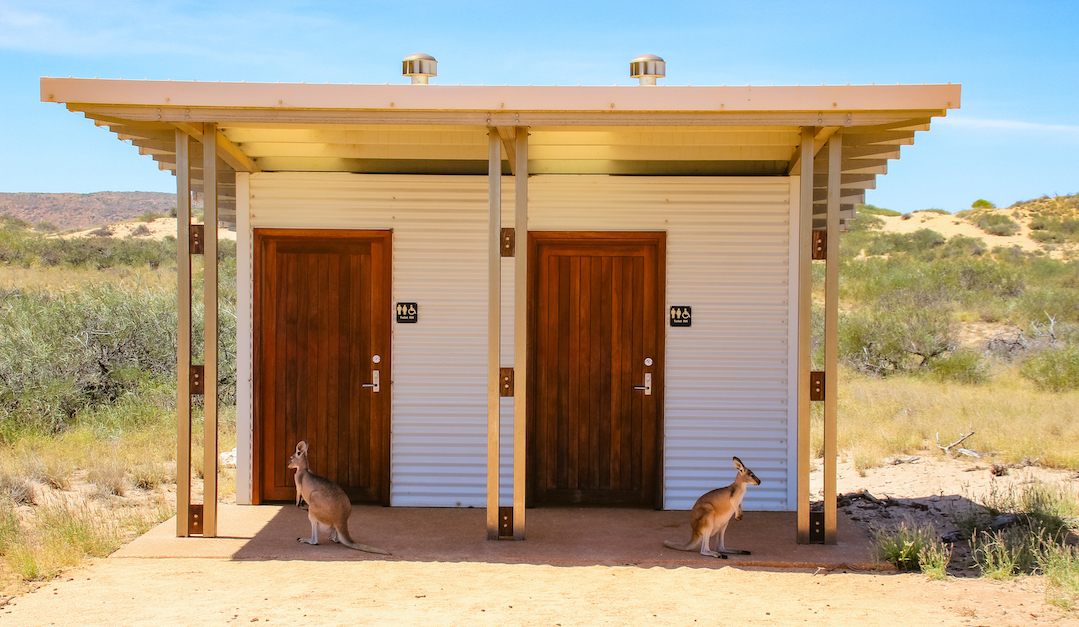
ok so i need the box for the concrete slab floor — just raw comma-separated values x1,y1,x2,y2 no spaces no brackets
115,505,882,571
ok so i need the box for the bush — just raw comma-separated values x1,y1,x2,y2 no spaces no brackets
0,283,179,436
1042,543,1079,611
976,213,1021,237
839,306,956,375
1021,347,1079,391
926,348,988,384
873,518,936,571
0,228,176,270
856,204,902,217
972,199,997,209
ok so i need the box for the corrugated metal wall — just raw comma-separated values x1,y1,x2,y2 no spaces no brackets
249,173,490,507
245,172,795,510
523,177,794,510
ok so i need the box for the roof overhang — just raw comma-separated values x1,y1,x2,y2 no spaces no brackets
41,77,960,226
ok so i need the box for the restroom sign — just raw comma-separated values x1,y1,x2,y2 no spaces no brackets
669,306,692,327
396,302,418,323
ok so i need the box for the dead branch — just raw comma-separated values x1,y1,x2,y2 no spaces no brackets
936,430,975,457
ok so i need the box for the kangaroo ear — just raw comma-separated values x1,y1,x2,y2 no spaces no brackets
733,456,745,470
297,440,309,455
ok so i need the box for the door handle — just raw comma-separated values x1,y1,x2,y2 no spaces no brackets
362,369,380,392
632,372,652,396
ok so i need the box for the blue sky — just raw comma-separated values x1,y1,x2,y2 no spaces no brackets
1,0,1076,213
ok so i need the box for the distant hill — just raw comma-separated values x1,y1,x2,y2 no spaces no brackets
0,192,176,232
860,194,1079,259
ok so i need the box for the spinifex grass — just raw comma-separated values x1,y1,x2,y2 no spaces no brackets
872,518,937,572
1041,542,1079,611
825,366,1079,471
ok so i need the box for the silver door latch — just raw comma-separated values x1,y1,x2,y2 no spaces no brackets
362,370,380,393
632,372,652,396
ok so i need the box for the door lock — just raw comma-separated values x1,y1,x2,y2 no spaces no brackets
362,369,380,393
632,372,652,396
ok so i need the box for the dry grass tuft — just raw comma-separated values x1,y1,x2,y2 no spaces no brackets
827,366,1079,471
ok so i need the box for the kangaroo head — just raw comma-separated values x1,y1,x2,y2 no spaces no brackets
732,456,761,486
288,440,310,471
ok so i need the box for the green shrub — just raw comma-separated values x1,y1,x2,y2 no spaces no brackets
974,527,1039,579
856,204,902,217
972,199,997,209
1042,542,1079,611
0,283,178,436
848,213,885,232
1021,347,1079,391
939,234,987,258
839,306,956,375
975,213,1021,237
0,228,176,270
873,518,936,571
919,540,952,580
926,348,988,384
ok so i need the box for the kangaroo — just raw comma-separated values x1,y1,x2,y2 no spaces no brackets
287,440,390,555
664,456,761,558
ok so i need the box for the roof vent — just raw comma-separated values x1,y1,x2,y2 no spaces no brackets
403,53,437,84
630,54,665,86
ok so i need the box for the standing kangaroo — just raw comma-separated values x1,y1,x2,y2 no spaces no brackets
664,457,761,558
287,440,390,555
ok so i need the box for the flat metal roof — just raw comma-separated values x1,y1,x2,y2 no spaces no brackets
41,77,960,225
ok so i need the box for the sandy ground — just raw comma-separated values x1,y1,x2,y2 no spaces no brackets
4,211,1076,624
873,209,1076,260
64,217,236,241
3,457,1077,626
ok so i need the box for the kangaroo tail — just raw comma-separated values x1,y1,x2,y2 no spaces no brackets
341,540,392,555
663,540,693,551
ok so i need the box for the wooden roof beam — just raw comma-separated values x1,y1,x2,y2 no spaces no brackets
173,122,261,173
496,126,517,175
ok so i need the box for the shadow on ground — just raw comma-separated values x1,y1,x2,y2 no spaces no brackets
115,503,882,570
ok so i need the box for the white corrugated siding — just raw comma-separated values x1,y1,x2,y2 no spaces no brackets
248,173,491,507
243,172,795,510
522,176,793,511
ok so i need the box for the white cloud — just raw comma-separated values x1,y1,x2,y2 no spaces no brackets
938,116,1079,138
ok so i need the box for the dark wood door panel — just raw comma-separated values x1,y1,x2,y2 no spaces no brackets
253,229,391,504
528,232,665,508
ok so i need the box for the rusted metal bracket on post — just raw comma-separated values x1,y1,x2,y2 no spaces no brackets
500,228,515,257
812,230,826,260
189,504,204,535
499,367,514,397
498,507,514,539
190,365,205,396
809,511,825,543
810,371,825,401
190,224,205,255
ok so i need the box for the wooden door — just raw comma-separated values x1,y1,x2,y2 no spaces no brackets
528,232,665,507
253,229,391,504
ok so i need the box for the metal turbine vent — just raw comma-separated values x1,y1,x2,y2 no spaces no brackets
630,54,665,85
402,53,437,84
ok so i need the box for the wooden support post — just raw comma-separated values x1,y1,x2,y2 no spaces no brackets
175,130,192,537
824,133,842,544
486,130,502,540
797,127,815,544
512,127,528,540
202,123,219,538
